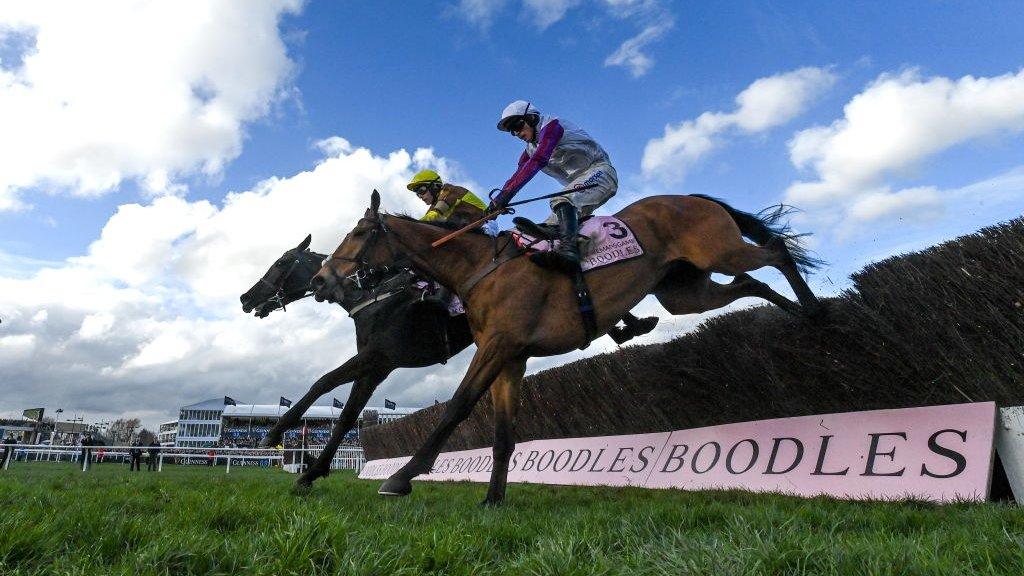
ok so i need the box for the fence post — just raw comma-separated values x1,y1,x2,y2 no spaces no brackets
1,447,12,470
158,453,163,472
226,455,231,474
81,448,91,472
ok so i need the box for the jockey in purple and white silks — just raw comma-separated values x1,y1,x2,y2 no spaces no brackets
490,100,618,272
490,100,659,345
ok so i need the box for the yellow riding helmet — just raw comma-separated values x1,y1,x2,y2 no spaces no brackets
407,169,443,191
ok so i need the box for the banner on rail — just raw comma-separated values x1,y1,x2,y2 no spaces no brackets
360,402,997,502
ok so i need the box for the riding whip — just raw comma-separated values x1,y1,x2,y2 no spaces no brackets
430,183,599,248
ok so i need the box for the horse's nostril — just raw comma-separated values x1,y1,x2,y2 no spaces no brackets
311,275,326,290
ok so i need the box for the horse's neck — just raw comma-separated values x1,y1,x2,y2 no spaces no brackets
385,217,490,291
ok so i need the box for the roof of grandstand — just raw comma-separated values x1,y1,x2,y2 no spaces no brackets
222,404,419,419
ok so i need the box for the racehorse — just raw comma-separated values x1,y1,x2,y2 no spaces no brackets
312,191,822,505
239,234,474,487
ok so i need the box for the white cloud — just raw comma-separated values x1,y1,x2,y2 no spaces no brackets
785,68,1024,224
523,0,582,29
0,140,475,429
448,0,507,31
603,20,673,77
642,66,836,182
0,0,302,211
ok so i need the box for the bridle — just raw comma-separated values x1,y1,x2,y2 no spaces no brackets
323,216,410,293
257,250,314,313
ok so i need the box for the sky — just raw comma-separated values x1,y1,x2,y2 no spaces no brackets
1,0,1023,430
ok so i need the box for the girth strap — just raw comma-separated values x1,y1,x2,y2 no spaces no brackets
459,247,526,297
347,289,405,317
570,267,598,350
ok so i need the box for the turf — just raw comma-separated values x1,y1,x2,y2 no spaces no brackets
1,463,1022,575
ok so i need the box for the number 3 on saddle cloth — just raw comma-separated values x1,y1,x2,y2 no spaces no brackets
509,216,645,272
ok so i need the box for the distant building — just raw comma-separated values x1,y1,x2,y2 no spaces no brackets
175,398,224,447
170,397,418,448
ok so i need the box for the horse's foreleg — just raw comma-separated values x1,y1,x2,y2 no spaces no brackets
483,358,527,506
294,371,384,489
262,352,372,448
378,341,513,497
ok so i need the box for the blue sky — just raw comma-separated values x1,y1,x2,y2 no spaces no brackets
1,0,1022,427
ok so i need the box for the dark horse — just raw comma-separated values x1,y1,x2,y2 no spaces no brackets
313,192,823,505
239,234,474,487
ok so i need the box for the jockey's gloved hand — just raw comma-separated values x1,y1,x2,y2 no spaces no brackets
487,188,510,214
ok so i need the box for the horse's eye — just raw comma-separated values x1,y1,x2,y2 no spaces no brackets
275,261,285,267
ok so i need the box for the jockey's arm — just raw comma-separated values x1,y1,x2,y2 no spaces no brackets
492,119,564,208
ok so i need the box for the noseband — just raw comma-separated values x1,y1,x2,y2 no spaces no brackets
258,251,314,313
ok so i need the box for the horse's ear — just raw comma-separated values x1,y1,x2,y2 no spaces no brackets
297,234,311,251
370,189,380,216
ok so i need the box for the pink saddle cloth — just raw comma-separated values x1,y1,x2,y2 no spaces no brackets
510,216,645,272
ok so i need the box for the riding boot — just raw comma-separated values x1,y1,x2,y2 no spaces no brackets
608,313,659,344
530,203,580,273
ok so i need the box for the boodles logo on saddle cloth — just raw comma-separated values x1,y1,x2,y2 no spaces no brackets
511,216,644,272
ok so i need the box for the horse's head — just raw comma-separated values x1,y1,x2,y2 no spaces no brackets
240,234,322,318
312,190,398,304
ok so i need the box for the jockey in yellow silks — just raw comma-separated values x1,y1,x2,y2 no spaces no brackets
408,170,486,228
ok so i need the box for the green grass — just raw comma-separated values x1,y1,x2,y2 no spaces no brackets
1,463,1022,575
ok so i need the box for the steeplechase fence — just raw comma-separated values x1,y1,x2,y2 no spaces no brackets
0,444,364,474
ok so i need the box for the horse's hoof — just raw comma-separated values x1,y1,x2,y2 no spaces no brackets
292,476,314,495
803,301,830,322
378,477,413,497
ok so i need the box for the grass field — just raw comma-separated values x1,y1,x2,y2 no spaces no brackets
1,463,1022,575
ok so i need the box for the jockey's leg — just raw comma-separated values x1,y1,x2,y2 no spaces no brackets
532,165,617,272
530,202,580,272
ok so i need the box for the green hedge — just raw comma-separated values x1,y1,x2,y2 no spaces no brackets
363,218,1024,460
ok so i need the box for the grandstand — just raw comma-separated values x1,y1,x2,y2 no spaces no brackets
170,398,418,449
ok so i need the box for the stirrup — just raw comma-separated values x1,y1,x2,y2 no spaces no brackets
529,250,580,273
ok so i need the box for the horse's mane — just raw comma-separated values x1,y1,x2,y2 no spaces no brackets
385,213,489,234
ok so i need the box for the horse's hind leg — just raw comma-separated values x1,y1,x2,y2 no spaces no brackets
656,272,801,316
294,371,383,490
764,237,822,316
699,239,821,317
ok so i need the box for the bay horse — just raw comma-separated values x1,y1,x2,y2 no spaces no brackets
239,234,474,487
312,191,822,505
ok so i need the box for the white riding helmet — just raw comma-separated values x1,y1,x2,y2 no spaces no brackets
497,100,539,131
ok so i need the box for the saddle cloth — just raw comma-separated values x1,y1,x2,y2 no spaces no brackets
510,216,644,272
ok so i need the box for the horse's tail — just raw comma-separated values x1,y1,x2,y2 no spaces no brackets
689,194,825,274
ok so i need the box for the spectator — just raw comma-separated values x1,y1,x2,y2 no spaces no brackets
79,432,93,470
2,433,16,467
128,441,143,471
146,436,159,469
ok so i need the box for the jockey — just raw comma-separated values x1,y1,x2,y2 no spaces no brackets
408,169,487,228
407,169,485,314
490,100,657,344
490,100,617,272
